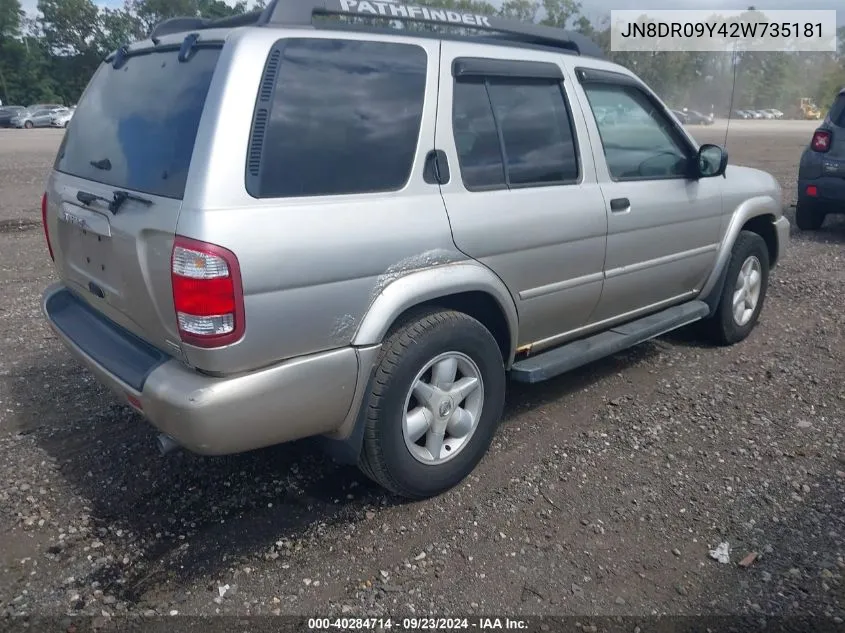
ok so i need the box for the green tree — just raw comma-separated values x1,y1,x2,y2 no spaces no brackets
499,0,538,23
129,0,196,31
97,6,144,54
0,0,24,103
36,0,102,105
129,0,249,32
37,0,101,55
539,0,580,28
0,0,23,38
198,0,248,19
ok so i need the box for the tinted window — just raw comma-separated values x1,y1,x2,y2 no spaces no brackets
583,84,691,181
452,76,579,190
55,47,221,199
488,79,578,186
254,39,427,198
452,79,506,188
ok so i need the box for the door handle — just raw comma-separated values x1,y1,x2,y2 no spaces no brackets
610,197,630,212
423,149,450,185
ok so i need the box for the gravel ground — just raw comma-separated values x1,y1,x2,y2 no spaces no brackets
0,122,843,625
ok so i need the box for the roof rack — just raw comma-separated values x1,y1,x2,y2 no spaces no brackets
150,0,604,58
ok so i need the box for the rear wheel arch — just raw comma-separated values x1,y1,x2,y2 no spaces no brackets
385,291,513,366
352,264,519,368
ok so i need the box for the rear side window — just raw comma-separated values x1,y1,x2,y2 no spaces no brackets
54,46,221,199
452,80,506,188
452,76,579,190
250,38,428,198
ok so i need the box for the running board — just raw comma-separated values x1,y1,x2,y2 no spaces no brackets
510,300,710,384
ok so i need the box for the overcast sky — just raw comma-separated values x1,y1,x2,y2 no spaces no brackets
19,0,844,26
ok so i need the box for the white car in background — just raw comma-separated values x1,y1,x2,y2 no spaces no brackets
50,106,75,128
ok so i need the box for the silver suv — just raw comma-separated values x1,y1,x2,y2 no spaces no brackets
40,0,789,499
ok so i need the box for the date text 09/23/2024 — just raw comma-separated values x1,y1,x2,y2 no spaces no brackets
308,618,530,630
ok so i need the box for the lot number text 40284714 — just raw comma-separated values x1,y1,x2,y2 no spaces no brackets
307,617,529,630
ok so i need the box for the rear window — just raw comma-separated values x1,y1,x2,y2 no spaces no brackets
249,38,428,198
830,94,845,127
54,46,221,199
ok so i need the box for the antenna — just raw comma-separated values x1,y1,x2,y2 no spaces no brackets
724,45,740,150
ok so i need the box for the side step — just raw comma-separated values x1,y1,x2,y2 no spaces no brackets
510,300,710,384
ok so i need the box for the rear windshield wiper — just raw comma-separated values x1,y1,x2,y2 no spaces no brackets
111,190,152,214
76,190,111,206
76,189,153,215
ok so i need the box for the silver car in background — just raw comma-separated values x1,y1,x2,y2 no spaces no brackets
12,107,60,129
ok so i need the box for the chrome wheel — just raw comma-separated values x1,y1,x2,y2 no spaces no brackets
732,255,762,326
402,351,484,466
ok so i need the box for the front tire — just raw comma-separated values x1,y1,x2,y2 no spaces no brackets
704,230,770,346
23,121,33,129
358,309,506,499
795,200,826,230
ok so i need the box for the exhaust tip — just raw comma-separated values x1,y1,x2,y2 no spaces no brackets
156,433,181,456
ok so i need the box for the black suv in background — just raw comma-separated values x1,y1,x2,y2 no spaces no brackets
796,88,845,230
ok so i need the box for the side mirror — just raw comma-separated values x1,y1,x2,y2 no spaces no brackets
696,144,728,178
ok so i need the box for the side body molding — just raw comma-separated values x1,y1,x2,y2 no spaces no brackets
352,261,520,367
698,195,781,300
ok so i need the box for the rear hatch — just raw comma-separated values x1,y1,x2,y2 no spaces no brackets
46,41,223,355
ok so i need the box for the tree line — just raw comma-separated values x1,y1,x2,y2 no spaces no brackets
0,0,842,115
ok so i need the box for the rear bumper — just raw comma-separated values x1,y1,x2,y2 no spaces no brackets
797,176,845,211
41,283,361,455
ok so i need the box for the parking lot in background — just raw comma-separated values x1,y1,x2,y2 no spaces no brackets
0,121,842,618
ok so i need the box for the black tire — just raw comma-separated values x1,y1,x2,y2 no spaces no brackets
795,200,826,230
703,230,770,346
24,121,33,129
358,308,506,499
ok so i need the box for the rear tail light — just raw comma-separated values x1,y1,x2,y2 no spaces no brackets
811,129,831,152
171,236,245,348
41,192,54,261
806,185,818,197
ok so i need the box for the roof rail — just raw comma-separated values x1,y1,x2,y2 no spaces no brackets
259,0,603,57
149,0,604,58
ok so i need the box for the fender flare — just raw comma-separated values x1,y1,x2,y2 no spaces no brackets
352,261,520,367
699,195,781,301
